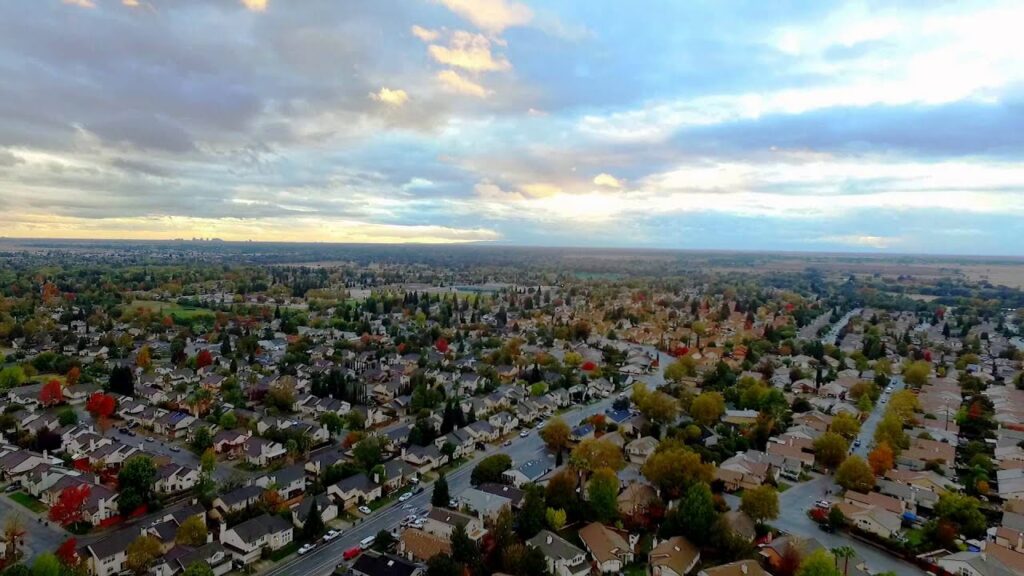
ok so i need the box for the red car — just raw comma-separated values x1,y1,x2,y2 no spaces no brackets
343,546,362,561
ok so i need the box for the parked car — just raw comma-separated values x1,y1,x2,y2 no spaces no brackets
343,547,362,560
853,439,861,447
519,430,530,438
449,499,458,508
169,445,181,452
298,543,316,555
503,439,512,447
815,500,831,509
324,530,340,542
358,505,372,515
399,492,412,502
414,485,424,494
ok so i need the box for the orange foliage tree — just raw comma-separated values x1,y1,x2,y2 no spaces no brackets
869,442,895,475
66,366,81,387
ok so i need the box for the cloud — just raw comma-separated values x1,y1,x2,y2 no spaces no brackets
428,31,510,72
592,173,622,188
62,0,95,7
818,235,899,249
411,25,440,42
240,0,267,12
437,0,533,34
122,0,140,6
436,70,488,97
370,87,410,107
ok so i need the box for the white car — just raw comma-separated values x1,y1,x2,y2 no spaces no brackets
815,500,831,509
298,543,316,555
324,530,340,542
402,503,413,510
398,492,412,502
358,505,372,515
519,430,530,438
411,519,425,529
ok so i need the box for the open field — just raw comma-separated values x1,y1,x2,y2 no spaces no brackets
960,264,1024,289
129,300,216,320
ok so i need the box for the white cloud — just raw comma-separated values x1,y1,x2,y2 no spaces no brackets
592,173,623,188
818,235,899,249
369,87,409,106
428,31,510,72
122,0,140,6
436,70,489,97
437,0,533,34
240,0,267,12
411,25,440,42
62,0,95,8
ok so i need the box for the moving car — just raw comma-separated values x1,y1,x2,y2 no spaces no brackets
853,439,861,447
298,543,316,555
398,492,412,502
169,445,181,452
519,430,530,438
343,546,362,560
324,530,340,542
359,535,376,549
402,503,413,510
358,505,372,515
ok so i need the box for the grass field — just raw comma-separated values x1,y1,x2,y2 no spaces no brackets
130,300,216,320
9,492,47,513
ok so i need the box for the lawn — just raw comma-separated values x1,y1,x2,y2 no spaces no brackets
267,541,300,562
129,300,216,320
623,563,647,576
777,482,792,492
9,492,47,513
432,457,469,478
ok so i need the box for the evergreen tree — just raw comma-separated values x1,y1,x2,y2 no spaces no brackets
432,473,451,507
303,498,325,540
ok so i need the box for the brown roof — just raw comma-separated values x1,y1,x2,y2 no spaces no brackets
578,522,631,564
844,491,903,514
400,528,450,562
649,536,699,576
700,560,770,576
988,542,1024,574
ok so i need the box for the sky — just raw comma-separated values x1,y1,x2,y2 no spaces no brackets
1,0,1023,254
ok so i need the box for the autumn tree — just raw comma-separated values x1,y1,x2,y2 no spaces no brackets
690,391,726,427
740,485,779,524
835,456,875,492
812,432,849,470
39,380,64,407
873,414,908,453
195,349,213,369
136,346,151,370
642,442,714,499
86,392,116,435
55,538,79,567
664,356,697,383
65,366,81,387
637,391,679,429
125,535,162,576
828,413,861,441
540,417,571,459
902,360,931,388
175,515,208,546
570,438,625,474
545,507,566,530
888,390,919,421
868,442,895,475
49,484,91,526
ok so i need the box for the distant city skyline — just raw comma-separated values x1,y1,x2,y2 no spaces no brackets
0,0,1022,254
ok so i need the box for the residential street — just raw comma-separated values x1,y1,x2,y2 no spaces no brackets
0,494,67,561
261,348,672,576
776,374,915,575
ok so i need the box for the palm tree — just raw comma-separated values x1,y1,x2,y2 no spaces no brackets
832,545,856,576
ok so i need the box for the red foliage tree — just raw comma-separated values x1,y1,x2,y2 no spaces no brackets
435,337,449,354
40,379,64,407
196,349,214,369
86,392,116,419
49,484,91,526
56,537,79,566
66,366,81,387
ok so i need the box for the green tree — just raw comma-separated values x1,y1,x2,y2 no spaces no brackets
638,391,680,428
125,535,162,576
200,448,216,474
426,554,461,576
353,436,385,472
218,412,237,430
117,456,156,515
569,438,625,473
31,553,60,576
835,456,875,492
874,414,909,452
587,467,619,523
174,515,208,546
664,357,697,382
319,412,344,436
182,562,214,576
796,549,839,576
933,493,987,538
190,426,213,454
0,366,26,390
433,473,451,507
303,498,326,540
832,546,856,576
740,485,779,524
812,432,849,470
675,482,717,546
902,361,931,388
641,443,715,499
690,391,726,426
545,507,566,530
516,485,546,539
829,413,861,441
450,523,479,566
57,408,78,427
471,454,512,486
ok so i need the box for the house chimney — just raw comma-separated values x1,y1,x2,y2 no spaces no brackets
219,522,226,542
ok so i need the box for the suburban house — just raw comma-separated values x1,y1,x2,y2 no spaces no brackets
291,494,338,529
648,536,701,576
213,485,263,516
617,482,659,518
350,551,422,576
243,437,287,467
577,522,636,573
502,459,549,487
255,464,307,501
527,530,590,576
697,560,770,576
626,436,658,464
327,473,382,510
422,507,487,541
154,464,200,494
81,527,140,576
220,513,293,565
